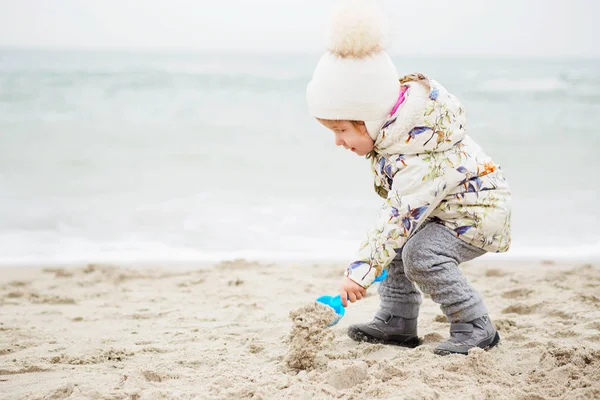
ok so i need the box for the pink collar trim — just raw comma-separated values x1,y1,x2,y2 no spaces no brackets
389,85,408,116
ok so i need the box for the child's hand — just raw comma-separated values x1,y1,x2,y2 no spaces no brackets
339,276,367,307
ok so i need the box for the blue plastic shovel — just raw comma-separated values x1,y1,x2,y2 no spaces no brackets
316,269,388,326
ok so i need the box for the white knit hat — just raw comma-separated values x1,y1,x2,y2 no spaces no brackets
306,0,399,140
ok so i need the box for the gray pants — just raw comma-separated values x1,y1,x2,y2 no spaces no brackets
379,221,487,323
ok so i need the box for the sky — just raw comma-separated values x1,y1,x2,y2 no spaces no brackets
0,0,598,57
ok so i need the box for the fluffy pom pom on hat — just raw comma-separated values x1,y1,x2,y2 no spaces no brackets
306,0,399,140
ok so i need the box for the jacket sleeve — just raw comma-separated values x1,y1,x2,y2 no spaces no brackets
345,155,464,288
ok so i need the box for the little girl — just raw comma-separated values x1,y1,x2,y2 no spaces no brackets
306,0,511,355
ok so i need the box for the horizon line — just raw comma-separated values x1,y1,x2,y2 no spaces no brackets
1,46,599,60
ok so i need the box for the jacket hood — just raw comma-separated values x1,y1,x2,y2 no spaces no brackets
372,73,467,156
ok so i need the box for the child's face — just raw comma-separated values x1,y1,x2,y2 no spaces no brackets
317,119,374,156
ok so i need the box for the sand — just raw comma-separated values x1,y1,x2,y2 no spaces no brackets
285,302,337,370
1,259,599,399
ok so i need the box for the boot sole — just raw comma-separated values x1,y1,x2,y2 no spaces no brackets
347,326,421,348
433,331,501,356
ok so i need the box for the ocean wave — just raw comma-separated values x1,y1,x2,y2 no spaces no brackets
0,70,309,95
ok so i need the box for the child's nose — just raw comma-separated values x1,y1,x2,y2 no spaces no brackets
335,135,345,147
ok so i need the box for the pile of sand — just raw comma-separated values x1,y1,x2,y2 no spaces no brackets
284,302,337,370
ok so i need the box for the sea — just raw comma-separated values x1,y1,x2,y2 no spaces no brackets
0,49,599,266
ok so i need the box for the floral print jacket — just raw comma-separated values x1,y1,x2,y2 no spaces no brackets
346,73,512,289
